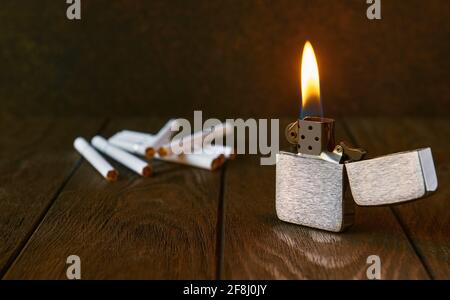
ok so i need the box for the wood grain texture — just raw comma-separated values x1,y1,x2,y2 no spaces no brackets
221,120,429,279
4,118,222,279
345,118,450,279
0,115,103,277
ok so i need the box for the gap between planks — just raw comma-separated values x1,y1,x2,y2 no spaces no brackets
215,162,227,279
1,118,110,279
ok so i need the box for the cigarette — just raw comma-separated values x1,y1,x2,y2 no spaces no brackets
152,119,180,149
91,136,152,177
108,119,179,159
105,132,233,170
203,145,236,159
73,137,118,181
157,152,226,171
109,130,154,144
108,136,155,158
158,122,233,157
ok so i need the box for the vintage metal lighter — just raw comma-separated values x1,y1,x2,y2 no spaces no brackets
276,117,438,232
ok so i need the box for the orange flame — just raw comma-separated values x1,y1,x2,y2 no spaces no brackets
300,41,322,118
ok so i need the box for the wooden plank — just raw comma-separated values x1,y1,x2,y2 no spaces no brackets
0,115,104,277
4,118,222,279
222,119,429,279
345,118,450,279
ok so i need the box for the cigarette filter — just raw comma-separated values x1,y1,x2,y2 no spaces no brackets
74,137,118,181
156,152,225,171
345,148,438,206
92,136,152,177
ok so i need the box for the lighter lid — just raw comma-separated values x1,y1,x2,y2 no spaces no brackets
345,148,438,206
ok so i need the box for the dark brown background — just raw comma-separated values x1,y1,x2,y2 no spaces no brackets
1,0,449,119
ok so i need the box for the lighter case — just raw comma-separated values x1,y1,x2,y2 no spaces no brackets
276,147,438,232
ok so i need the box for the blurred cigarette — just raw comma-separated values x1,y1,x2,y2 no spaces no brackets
73,137,118,181
108,137,155,158
203,145,236,160
158,122,233,157
157,152,225,171
108,119,179,159
152,119,180,147
109,130,154,144
91,136,152,177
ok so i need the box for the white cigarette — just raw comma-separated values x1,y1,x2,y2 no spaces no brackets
91,136,152,177
107,136,231,170
152,119,179,148
108,136,155,158
108,119,179,158
157,152,225,171
73,137,119,181
203,145,236,159
159,122,234,157
109,130,154,144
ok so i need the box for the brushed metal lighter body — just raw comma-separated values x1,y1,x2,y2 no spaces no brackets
345,148,438,206
276,151,354,232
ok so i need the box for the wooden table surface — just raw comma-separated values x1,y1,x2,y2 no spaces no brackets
0,116,448,279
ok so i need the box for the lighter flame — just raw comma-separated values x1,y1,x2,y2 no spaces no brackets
300,41,321,117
